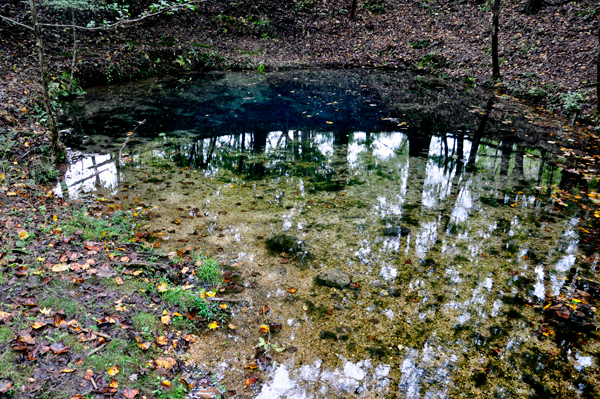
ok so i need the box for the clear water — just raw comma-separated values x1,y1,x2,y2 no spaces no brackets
59,70,599,398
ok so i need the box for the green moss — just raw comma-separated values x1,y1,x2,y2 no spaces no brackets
0,327,14,343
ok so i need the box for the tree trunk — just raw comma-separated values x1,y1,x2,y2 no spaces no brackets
29,0,64,159
350,0,358,20
68,6,77,93
492,0,501,80
597,4,600,113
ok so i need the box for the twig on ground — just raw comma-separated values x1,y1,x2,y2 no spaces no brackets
119,119,146,160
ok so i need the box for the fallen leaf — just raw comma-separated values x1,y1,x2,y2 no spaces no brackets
18,231,29,240
245,377,257,387
52,263,70,272
227,323,237,330
259,324,269,333
50,342,69,354
108,365,120,376
0,312,13,323
109,379,118,388
123,388,139,398
161,380,172,388
0,380,12,393
155,358,176,370
136,337,151,351
157,281,168,293
155,336,168,346
31,321,49,329
115,277,124,285
18,333,35,345
161,314,171,325
195,387,221,398
61,369,75,373
97,264,116,278
84,370,94,380
286,287,298,293
208,321,218,330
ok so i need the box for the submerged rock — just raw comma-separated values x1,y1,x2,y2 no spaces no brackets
265,234,305,253
382,226,411,237
315,269,351,288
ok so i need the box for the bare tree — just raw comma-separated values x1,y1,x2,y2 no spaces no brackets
492,0,501,80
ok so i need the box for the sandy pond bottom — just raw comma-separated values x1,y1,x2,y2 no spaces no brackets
58,70,600,398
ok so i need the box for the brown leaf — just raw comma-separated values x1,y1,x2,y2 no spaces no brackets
286,287,298,293
18,333,35,345
97,264,116,278
245,377,257,387
50,342,69,354
155,336,168,346
0,381,13,394
0,311,13,323
123,388,139,398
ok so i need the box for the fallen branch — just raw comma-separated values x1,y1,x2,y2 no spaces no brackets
86,343,107,358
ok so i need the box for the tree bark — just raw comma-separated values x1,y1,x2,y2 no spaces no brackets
350,0,358,20
597,4,600,113
68,6,77,93
492,0,501,80
29,0,64,159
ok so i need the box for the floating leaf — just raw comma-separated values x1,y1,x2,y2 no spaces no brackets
259,324,269,333
286,287,297,294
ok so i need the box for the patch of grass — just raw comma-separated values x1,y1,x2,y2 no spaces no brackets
38,293,86,317
30,161,59,184
132,311,161,333
193,255,222,286
85,339,147,385
162,287,226,322
60,207,136,241
0,327,14,343
0,348,33,389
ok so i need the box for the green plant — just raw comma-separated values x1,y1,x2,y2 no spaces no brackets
363,0,386,14
60,207,137,241
257,337,285,352
561,91,584,115
410,38,430,49
161,286,226,322
192,253,222,286
31,161,59,184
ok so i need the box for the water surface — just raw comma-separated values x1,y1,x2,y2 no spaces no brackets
60,70,599,398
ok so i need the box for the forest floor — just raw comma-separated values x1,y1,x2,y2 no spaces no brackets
1,0,600,397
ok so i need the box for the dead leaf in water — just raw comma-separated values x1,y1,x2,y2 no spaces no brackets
286,287,297,293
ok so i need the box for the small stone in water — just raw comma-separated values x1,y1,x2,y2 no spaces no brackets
382,226,411,237
315,268,351,288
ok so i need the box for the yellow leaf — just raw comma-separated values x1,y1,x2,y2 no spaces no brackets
206,291,216,298
259,324,269,333
161,314,171,325
161,380,171,388
60,369,75,373
157,281,168,293
18,231,29,240
52,214,58,222
155,358,176,370
208,321,218,330
219,304,227,310
115,277,124,285
52,263,70,272
108,365,120,376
